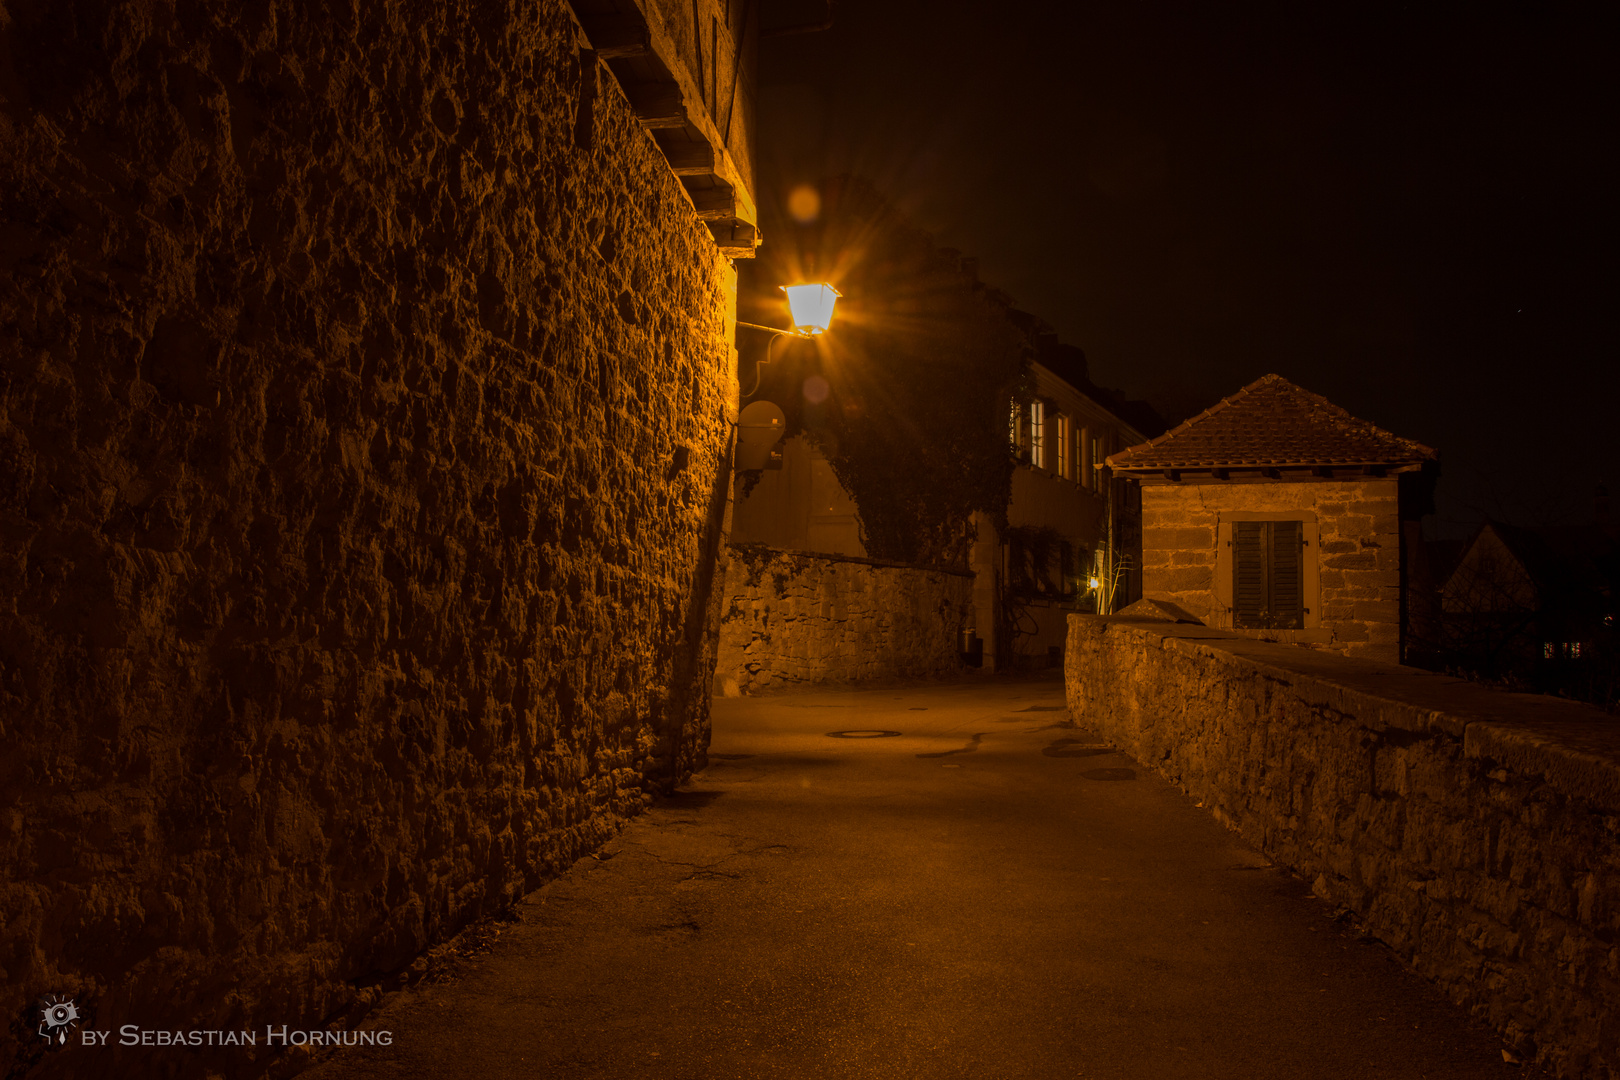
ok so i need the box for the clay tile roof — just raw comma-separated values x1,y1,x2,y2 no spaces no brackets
1106,374,1437,472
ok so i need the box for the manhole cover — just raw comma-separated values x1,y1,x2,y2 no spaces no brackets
826,730,902,739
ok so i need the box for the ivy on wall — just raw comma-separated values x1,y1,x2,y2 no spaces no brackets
743,177,1030,569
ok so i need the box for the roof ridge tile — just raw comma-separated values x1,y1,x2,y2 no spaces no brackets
1107,375,1436,472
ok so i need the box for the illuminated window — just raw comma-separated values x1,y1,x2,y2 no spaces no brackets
1090,433,1102,487
1055,415,1069,478
1030,400,1045,469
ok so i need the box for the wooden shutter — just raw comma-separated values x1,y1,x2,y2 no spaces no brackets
1270,520,1303,628
1232,520,1304,630
1234,522,1266,626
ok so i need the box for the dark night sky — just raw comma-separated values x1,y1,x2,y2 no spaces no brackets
754,1,1618,537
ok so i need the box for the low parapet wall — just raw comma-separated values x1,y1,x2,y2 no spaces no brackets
1066,615,1620,1078
716,545,972,695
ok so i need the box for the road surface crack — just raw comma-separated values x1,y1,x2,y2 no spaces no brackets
917,733,985,759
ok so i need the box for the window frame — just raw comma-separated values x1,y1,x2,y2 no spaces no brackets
1029,400,1045,469
1213,511,1320,630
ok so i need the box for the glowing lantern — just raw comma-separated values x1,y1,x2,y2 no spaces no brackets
781,283,841,336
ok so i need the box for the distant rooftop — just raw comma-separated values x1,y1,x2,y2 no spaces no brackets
1107,374,1436,474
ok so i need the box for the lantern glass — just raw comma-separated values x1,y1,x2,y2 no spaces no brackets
782,283,841,335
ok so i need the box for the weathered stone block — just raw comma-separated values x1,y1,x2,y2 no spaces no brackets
1354,600,1400,624
1142,491,1218,528
1367,622,1402,645
1330,514,1377,539
717,546,971,694
1066,615,1620,1076
1145,566,1214,593
1343,568,1400,591
1144,526,1216,551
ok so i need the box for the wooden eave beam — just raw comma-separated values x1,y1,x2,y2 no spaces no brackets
573,0,759,257
661,140,716,175
687,185,738,221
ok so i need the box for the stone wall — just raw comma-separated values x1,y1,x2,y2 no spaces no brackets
0,1,734,1073
1066,615,1620,1078
1139,478,1403,661
715,545,972,694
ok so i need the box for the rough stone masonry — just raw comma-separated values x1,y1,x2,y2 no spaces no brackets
1068,615,1620,1079
1139,478,1406,662
0,0,736,1073
714,545,972,695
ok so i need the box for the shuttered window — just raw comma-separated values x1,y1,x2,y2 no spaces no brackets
1233,520,1304,629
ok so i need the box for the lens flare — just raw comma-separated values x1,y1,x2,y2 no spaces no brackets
803,375,830,404
787,184,821,223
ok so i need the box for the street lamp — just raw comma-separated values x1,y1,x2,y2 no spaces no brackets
781,283,840,335
735,281,840,398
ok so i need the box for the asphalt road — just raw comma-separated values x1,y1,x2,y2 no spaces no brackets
303,671,1545,1080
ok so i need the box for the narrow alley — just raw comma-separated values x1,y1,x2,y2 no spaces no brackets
302,674,1535,1080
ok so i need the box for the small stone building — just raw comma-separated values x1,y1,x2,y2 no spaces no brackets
1106,375,1437,663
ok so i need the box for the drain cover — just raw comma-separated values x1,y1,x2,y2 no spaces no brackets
826,730,902,739
1081,767,1137,781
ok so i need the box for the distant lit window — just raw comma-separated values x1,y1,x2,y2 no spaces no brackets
1030,400,1045,469
1055,415,1070,479
1545,641,1587,659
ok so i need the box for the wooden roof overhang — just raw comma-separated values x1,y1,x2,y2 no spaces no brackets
568,0,760,259
1110,460,1430,485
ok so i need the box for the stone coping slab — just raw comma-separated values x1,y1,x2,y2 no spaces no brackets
727,542,975,577
1089,616,1620,810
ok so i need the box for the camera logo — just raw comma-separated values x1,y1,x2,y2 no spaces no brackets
38,996,82,1045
